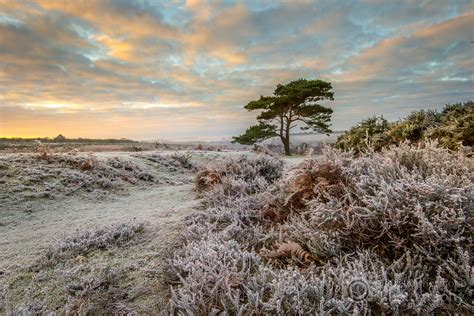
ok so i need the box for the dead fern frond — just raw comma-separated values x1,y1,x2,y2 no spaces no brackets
36,143,54,161
260,241,316,265
262,160,349,223
195,169,222,192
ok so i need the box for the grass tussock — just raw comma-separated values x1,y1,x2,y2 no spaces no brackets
39,223,145,269
168,141,473,314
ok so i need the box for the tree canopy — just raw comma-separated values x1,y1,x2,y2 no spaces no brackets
233,78,334,155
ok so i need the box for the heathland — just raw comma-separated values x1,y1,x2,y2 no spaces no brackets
1,102,472,314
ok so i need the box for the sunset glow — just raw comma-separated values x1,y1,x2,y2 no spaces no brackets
0,0,473,140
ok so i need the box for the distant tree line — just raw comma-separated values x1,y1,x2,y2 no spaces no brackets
0,134,138,144
336,101,473,152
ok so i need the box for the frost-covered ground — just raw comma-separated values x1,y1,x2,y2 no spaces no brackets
2,142,470,314
262,132,342,147
0,151,201,312
0,149,299,313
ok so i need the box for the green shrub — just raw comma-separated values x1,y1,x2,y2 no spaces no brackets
388,109,441,143
336,101,473,152
426,101,474,150
335,116,391,152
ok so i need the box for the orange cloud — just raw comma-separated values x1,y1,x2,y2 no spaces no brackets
94,34,135,61
181,3,251,65
1,1,472,139
36,0,177,39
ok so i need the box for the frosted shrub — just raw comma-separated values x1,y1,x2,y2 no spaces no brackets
169,142,473,314
40,223,144,268
197,155,283,190
183,194,269,247
263,158,350,222
169,152,195,170
171,247,454,314
145,152,196,171
170,236,262,315
248,251,448,314
222,155,283,183
195,155,283,208
271,142,472,311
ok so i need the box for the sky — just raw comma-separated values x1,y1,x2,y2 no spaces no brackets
0,0,473,141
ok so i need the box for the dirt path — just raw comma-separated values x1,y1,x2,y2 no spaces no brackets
0,183,197,272
0,150,311,273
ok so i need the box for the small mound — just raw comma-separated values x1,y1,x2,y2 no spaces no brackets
0,152,194,209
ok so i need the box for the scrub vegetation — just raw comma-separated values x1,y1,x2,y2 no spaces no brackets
169,142,473,314
336,101,473,153
1,103,472,313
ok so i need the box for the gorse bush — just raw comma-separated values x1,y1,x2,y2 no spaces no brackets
169,142,473,314
388,109,442,143
427,102,474,150
336,101,473,152
335,116,391,152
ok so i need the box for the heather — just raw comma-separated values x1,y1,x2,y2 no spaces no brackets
169,142,473,314
195,154,284,197
1,144,472,314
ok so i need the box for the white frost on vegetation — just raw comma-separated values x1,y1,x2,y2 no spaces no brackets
170,142,473,314
0,152,195,209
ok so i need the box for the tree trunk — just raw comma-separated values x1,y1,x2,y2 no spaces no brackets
283,120,291,156
283,138,291,156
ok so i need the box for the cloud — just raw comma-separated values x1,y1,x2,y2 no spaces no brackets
339,12,474,81
0,0,472,139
